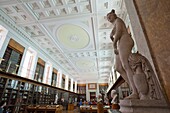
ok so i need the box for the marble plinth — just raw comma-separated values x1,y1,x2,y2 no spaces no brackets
119,99,170,113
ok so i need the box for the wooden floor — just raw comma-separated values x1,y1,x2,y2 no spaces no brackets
63,108,121,113
62,107,79,113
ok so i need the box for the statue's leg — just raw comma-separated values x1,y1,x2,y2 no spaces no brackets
133,73,149,100
118,43,138,99
115,54,129,85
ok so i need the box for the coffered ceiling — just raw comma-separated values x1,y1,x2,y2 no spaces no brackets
0,0,129,83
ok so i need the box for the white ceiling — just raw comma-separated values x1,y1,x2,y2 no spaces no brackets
0,0,129,83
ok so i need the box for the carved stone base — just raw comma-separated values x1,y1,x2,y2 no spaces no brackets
119,99,170,113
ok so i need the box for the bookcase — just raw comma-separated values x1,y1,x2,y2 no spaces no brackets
77,84,86,102
0,71,78,113
99,83,108,94
78,94,86,102
90,92,96,101
77,84,86,94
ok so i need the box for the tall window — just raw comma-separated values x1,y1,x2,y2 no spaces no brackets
51,71,57,86
34,58,45,82
62,75,65,89
68,79,71,90
0,39,24,74
73,82,75,92
0,47,22,73
34,63,44,82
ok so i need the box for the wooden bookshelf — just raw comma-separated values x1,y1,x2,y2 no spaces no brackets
77,84,86,94
0,71,78,113
90,92,96,101
77,84,86,102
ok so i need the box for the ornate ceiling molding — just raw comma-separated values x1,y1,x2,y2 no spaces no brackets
57,24,90,49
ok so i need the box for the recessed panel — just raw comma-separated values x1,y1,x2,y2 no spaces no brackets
57,24,90,49
76,59,95,69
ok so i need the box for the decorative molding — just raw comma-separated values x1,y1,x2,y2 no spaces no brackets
88,83,97,89
0,9,74,79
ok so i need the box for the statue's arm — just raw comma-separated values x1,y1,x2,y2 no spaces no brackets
110,29,115,41
113,21,122,49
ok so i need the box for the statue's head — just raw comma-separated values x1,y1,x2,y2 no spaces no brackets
111,89,117,98
111,9,115,13
98,93,102,99
107,9,117,23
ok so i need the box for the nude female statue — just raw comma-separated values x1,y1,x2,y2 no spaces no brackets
107,9,138,99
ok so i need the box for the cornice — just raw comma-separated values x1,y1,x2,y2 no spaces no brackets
0,9,74,80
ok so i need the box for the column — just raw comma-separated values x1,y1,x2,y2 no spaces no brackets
57,70,62,88
0,35,10,60
43,62,52,85
0,25,8,59
70,78,73,92
110,73,113,83
96,83,100,101
86,83,89,101
65,75,68,90
20,48,38,79
31,54,38,80
125,0,166,100
74,81,77,93
18,47,28,76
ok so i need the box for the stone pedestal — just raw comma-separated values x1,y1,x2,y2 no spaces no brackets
119,99,170,113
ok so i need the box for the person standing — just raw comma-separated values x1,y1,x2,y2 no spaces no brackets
0,101,6,113
61,97,68,110
97,94,103,103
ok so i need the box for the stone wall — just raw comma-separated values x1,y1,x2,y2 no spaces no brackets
125,0,170,104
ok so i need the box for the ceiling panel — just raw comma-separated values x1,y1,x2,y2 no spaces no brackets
0,0,128,83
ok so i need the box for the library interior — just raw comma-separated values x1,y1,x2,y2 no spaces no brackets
0,0,170,113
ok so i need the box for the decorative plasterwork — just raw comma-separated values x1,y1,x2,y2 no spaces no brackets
57,24,90,49
0,0,128,83
76,59,95,69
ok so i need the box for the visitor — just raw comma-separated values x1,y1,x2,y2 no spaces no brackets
0,101,6,113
